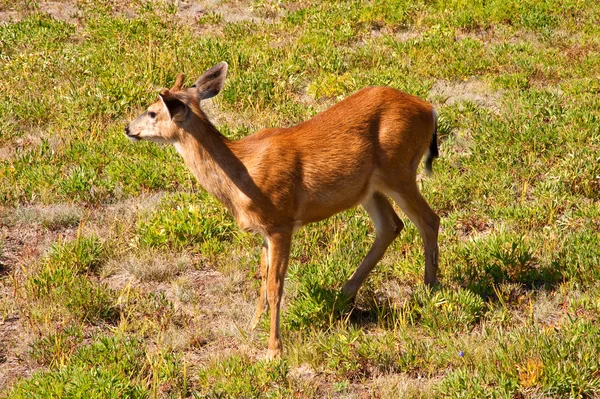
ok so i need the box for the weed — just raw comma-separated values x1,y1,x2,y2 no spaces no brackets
6,334,185,399
21,236,118,328
195,354,290,398
137,192,236,252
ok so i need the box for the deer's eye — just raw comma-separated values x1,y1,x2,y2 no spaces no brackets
148,111,157,118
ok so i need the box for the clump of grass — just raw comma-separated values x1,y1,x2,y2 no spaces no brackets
104,250,192,283
412,286,486,333
196,10,223,26
116,290,184,338
46,235,105,274
8,334,186,399
298,325,380,380
0,204,82,231
196,354,290,398
136,192,236,253
448,236,563,299
284,259,351,331
29,325,84,368
22,235,118,327
437,319,600,397
288,320,461,381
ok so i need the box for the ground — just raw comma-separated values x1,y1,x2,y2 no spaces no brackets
1,0,600,398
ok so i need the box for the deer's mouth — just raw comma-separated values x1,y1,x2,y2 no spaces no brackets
125,125,141,141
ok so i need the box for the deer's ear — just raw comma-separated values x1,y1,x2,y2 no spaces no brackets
193,61,228,100
159,89,188,120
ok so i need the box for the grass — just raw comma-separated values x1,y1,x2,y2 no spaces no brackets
1,0,600,397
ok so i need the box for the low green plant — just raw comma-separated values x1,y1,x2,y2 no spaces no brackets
195,354,290,398
449,237,563,299
29,325,84,368
6,335,185,399
137,192,236,252
413,286,486,332
437,319,600,397
23,236,117,326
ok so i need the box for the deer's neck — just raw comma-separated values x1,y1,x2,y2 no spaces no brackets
173,119,253,222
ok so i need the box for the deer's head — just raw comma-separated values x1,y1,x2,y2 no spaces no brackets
125,61,228,143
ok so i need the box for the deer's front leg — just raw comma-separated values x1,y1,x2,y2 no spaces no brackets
265,230,292,360
251,240,269,330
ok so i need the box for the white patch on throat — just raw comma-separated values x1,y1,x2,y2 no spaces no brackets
173,142,185,156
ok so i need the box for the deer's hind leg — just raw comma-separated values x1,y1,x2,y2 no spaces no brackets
342,192,404,299
387,182,439,286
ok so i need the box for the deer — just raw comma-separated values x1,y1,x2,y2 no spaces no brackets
125,62,440,359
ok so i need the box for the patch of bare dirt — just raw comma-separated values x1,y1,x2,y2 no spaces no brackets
0,10,20,23
0,0,275,28
0,192,168,279
373,279,416,309
288,363,318,388
3,203,82,229
178,0,264,25
0,1,79,24
0,191,168,277
179,267,257,354
104,262,249,363
430,78,502,112
394,29,421,42
102,191,166,220
455,26,543,49
0,223,76,275
0,316,37,391
0,204,86,390
39,1,79,23
105,251,193,283
174,0,293,35
105,256,261,362
455,27,497,45
0,145,13,161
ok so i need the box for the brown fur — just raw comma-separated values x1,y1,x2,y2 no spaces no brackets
126,62,440,359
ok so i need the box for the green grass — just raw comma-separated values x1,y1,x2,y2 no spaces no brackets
1,0,600,397
196,355,291,397
22,235,118,330
136,192,237,253
9,334,185,399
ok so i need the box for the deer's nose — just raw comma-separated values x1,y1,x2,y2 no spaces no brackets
125,125,130,135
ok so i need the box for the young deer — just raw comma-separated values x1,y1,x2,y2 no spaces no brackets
125,62,440,359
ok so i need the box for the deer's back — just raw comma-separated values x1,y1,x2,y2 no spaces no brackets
231,86,435,226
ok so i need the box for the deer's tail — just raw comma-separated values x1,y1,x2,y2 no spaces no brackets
425,108,439,174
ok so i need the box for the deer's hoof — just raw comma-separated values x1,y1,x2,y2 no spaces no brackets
266,348,281,361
